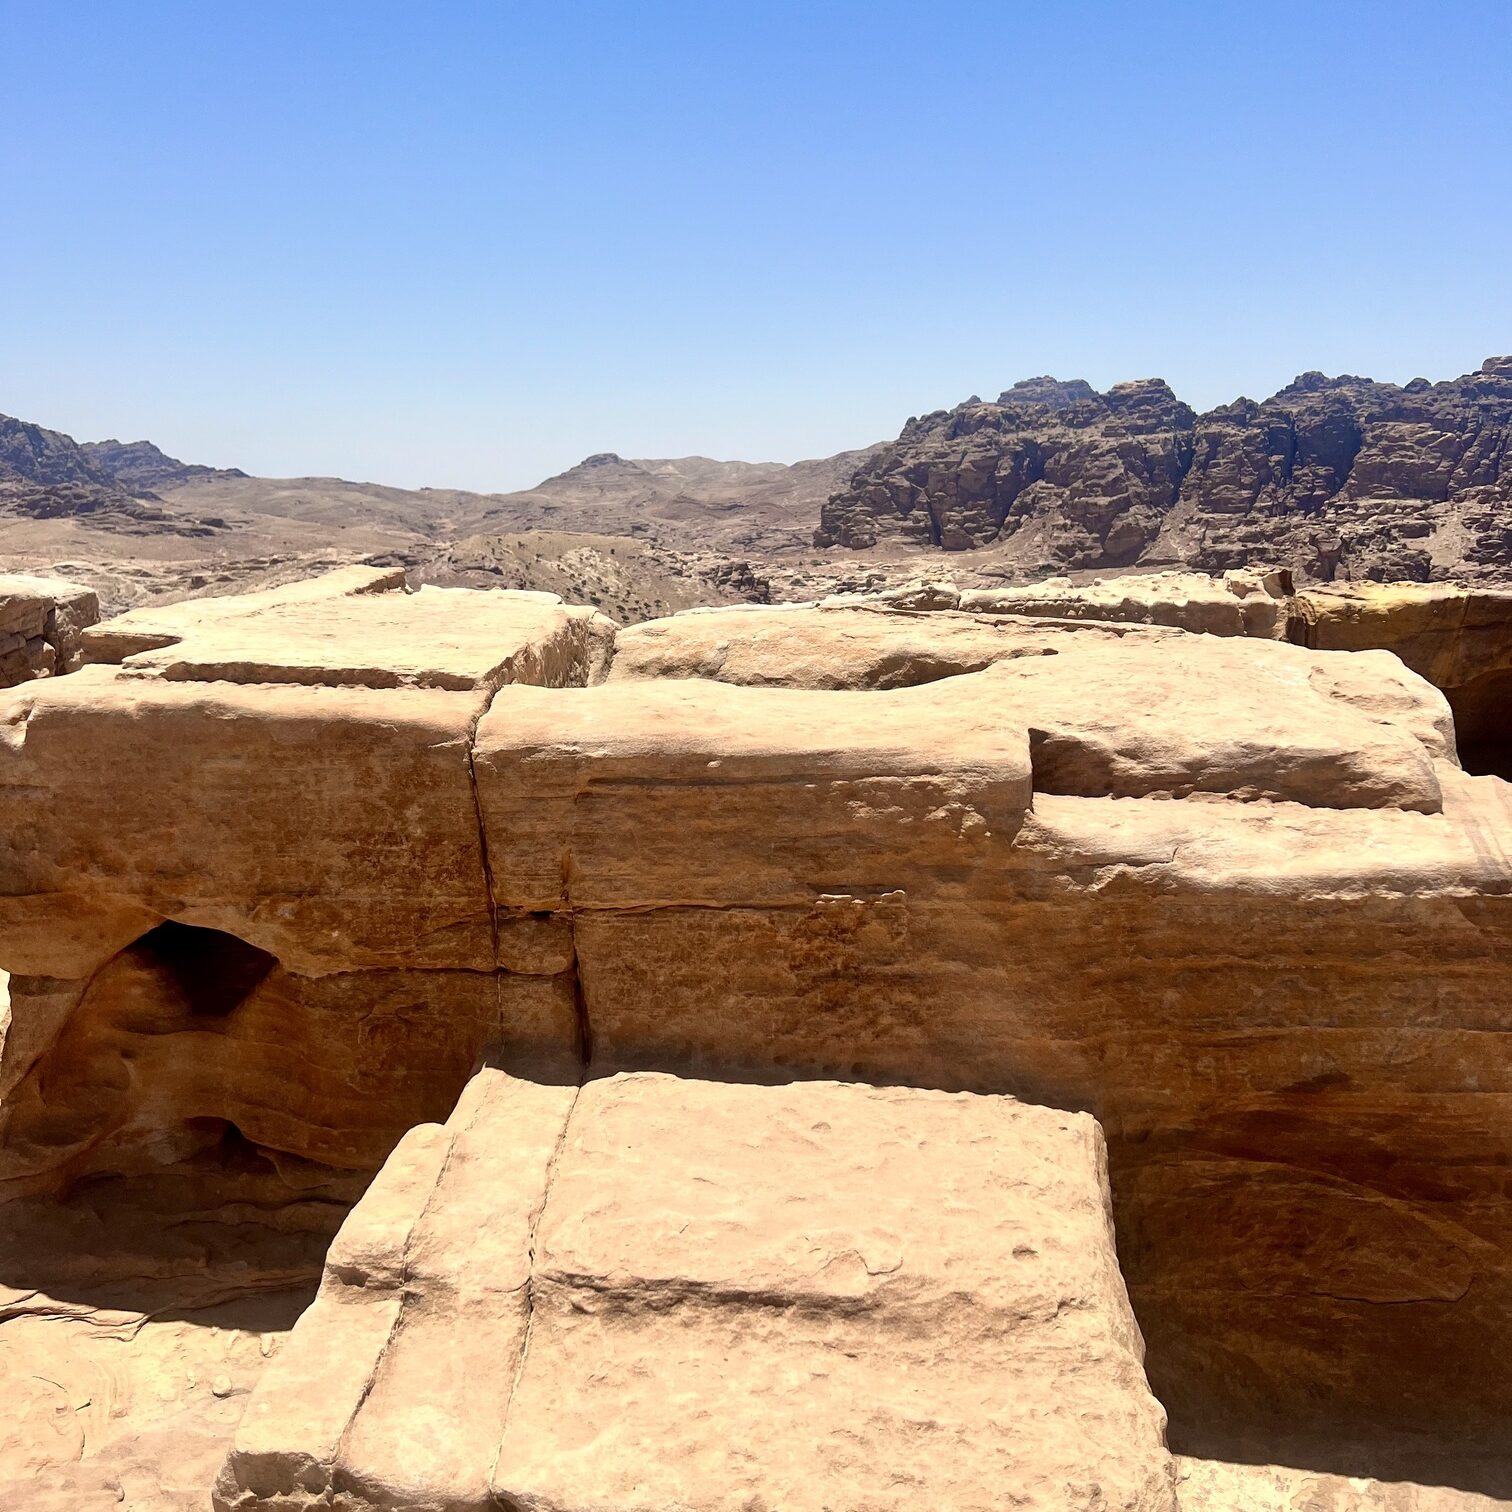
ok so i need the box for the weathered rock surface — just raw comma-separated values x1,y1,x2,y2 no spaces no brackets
219,1067,1175,1512
0,572,99,686
82,563,615,691
1174,1457,1508,1512
215,1058,578,1512
819,357,1512,585
779,569,1512,782
958,566,1295,637
1294,582,1512,778
0,568,1509,1508
0,667,494,978
0,1140,354,1511
476,624,1511,1477
609,597,1183,688
0,570,610,1211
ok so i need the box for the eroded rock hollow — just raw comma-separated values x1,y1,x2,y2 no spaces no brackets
0,566,1508,1510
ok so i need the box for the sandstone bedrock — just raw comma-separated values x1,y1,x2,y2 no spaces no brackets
0,565,1508,1510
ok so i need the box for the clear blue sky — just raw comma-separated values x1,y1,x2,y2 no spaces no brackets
3,0,1509,491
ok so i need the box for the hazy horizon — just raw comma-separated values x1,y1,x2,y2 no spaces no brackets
4,0,1509,493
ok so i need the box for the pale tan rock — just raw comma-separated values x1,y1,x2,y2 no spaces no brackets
474,661,1512,1454
0,943,567,1196
1175,1455,1508,1511
0,1149,354,1512
610,599,1177,689
608,603,1450,809
1295,582,1512,776
82,565,615,691
81,565,407,663
476,672,1035,912
492,1072,1176,1512
817,575,964,610
483,647,1445,943
0,631,585,1198
958,567,1294,637
0,667,493,977
217,1068,1176,1512
215,1061,579,1512
1293,581,1512,689
0,565,1509,1503
982,635,1444,810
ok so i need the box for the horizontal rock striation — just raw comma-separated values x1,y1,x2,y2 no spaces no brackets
0,573,99,686
817,357,1512,584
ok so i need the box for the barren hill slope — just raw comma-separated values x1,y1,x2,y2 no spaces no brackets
4,356,1511,621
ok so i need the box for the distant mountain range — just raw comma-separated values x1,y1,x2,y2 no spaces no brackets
4,355,1510,609
821,356,1512,583
0,412,244,536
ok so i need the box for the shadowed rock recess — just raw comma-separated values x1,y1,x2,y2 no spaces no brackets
0,566,1508,1511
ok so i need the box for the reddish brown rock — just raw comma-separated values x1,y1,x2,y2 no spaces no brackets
818,358,1512,585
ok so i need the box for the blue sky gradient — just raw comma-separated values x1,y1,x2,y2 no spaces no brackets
3,0,1509,490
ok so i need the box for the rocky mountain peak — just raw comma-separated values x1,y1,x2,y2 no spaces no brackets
817,358,1512,584
996,376,1099,409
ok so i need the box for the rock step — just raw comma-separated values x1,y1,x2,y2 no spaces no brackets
215,1066,1176,1512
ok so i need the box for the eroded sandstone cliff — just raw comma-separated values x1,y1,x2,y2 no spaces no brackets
818,357,1512,585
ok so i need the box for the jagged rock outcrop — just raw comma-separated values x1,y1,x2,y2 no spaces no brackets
0,574,98,686
0,411,236,536
1,568,1510,1508
77,437,243,491
819,377,1197,560
818,357,1512,584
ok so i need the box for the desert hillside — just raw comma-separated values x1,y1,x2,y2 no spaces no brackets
4,356,1510,619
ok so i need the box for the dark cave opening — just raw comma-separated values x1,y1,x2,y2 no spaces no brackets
128,919,277,1018
1447,668,1512,780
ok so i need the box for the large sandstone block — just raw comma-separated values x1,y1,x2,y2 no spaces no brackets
475,673,1035,915
217,1068,1176,1512
215,1062,578,1512
0,667,493,977
958,568,1294,638
1295,582,1512,777
497,1073,1175,1512
606,603,1453,807
480,642,1448,943
83,566,614,691
474,658,1512,1450
1294,582,1512,689
0,570,617,1198
609,599,1179,689
2,564,1508,1487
